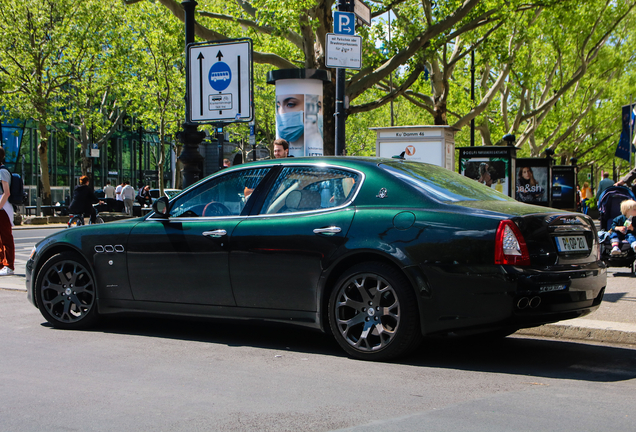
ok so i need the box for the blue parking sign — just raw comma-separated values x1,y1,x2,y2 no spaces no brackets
334,12,355,35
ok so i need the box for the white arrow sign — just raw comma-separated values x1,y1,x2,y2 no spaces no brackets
187,39,253,123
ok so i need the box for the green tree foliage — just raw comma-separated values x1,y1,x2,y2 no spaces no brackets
124,1,185,191
134,0,539,155
0,0,132,202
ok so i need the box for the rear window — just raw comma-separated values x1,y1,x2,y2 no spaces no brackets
381,161,514,203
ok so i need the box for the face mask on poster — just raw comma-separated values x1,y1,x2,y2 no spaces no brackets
276,111,304,142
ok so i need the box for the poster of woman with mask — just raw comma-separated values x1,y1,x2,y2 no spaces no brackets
274,78,324,157
276,94,305,156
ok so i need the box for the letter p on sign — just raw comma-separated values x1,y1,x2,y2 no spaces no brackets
334,12,355,35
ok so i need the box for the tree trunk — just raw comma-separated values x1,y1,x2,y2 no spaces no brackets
158,123,166,195
81,142,90,178
433,100,448,125
37,122,52,207
174,144,183,189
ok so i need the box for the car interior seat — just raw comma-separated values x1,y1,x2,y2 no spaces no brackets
284,190,322,212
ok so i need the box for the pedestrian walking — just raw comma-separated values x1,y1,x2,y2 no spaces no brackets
115,181,124,202
103,180,116,199
0,147,15,276
121,180,135,216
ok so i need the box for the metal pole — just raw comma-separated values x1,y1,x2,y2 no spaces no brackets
470,50,475,147
335,68,346,156
138,125,143,188
631,95,634,169
217,125,224,170
389,12,394,127
334,0,351,156
178,0,205,188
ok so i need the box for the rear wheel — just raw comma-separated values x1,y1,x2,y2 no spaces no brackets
68,215,83,228
328,262,422,361
35,252,99,329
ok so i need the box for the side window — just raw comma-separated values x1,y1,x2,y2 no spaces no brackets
261,166,359,214
170,168,270,218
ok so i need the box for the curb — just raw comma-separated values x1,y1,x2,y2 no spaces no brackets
517,319,636,346
0,276,27,291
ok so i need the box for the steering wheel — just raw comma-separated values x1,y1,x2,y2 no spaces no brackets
202,202,232,217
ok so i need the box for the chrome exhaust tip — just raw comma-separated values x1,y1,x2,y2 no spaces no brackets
517,297,529,309
529,296,541,309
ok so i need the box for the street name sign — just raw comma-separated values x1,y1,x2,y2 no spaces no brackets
187,39,253,124
353,0,371,26
326,34,362,69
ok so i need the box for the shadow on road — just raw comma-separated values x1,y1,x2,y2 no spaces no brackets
43,314,636,383
403,336,636,383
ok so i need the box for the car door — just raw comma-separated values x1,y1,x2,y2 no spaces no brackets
230,165,361,311
127,167,272,305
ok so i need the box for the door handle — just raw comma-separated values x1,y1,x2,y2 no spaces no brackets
313,226,342,235
203,229,227,238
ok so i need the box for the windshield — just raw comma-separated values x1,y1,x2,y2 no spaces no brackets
381,161,514,203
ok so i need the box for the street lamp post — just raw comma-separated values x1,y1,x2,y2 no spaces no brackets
177,0,205,188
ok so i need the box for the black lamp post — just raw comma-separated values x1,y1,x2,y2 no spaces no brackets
177,0,205,188
544,148,555,166
502,133,516,146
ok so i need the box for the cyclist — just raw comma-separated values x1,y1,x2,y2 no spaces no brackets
68,175,103,224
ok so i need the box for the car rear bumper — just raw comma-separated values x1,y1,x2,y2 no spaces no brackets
414,261,607,335
507,262,606,326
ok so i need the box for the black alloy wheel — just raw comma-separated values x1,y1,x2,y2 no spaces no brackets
35,252,99,329
328,262,422,361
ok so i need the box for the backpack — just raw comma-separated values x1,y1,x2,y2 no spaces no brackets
0,165,26,205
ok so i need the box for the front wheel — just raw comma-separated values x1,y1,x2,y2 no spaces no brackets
35,252,99,329
328,262,422,361
91,216,104,224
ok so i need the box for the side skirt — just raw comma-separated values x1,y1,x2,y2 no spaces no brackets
97,299,322,330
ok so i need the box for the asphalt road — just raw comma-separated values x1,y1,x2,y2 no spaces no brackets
2,287,636,432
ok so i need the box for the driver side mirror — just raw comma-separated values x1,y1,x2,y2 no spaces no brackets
151,196,170,218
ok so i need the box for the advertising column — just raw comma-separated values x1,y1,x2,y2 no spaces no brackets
267,69,331,157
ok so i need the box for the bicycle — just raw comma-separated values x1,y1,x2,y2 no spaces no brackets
68,206,104,228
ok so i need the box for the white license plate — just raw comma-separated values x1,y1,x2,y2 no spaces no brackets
555,235,588,252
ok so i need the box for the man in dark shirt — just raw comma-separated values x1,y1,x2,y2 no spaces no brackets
69,176,102,224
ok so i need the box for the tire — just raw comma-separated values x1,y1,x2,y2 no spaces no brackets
35,252,99,330
328,262,423,361
92,216,104,224
68,215,83,228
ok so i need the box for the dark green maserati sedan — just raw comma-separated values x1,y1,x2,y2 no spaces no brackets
26,157,606,361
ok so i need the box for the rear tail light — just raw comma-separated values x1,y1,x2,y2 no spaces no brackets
495,220,531,266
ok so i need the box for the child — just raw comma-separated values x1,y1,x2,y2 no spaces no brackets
609,199,636,255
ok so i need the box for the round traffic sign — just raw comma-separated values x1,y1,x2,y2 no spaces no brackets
209,62,232,91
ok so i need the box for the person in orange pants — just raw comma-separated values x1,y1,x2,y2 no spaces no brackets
0,147,15,276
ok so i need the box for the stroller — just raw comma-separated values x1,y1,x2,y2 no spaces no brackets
597,186,636,272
